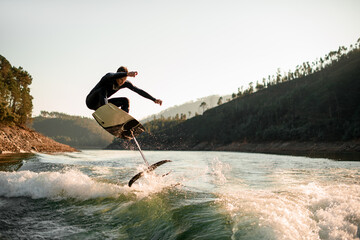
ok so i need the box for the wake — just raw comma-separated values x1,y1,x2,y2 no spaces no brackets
0,169,126,200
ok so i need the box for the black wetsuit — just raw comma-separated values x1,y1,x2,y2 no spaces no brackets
86,72,156,112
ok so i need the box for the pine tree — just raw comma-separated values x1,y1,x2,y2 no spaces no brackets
0,55,33,125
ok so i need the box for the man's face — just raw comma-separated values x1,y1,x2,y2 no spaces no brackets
117,77,127,86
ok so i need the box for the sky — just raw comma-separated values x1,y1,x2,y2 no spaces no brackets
1,0,359,120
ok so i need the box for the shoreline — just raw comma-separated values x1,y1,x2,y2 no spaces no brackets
1,140,359,161
210,140,360,153
185,140,360,160
108,139,360,161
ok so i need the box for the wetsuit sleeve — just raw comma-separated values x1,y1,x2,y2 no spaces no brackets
125,81,157,102
97,72,128,89
107,72,128,80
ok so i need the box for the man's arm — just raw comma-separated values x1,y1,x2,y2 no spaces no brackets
107,72,128,80
125,81,157,102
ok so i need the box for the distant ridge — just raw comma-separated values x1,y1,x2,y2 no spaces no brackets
141,94,231,123
30,112,113,149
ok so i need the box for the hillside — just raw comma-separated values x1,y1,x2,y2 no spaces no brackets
30,112,113,149
0,124,77,154
109,41,360,154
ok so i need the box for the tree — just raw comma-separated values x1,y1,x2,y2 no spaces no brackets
217,97,223,105
243,82,254,96
262,78,267,88
255,81,264,91
276,68,282,84
0,55,33,125
13,67,33,124
180,113,187,120
200,102,207,114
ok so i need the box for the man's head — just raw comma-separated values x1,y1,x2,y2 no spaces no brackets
117,66,128,74
116,66,128,85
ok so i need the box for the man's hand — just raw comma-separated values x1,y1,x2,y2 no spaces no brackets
127,71,138,77
155,99,162,106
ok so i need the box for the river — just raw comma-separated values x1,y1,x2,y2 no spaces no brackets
0,150,360,239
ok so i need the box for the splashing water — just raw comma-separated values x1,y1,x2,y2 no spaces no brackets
0,169,125,200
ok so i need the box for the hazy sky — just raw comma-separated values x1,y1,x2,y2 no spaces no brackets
1,0,359,120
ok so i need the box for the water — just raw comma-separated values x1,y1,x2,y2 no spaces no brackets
0,150,360,240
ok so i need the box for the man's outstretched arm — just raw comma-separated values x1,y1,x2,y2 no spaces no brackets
125,81,162,105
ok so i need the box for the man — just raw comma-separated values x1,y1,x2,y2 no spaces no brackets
86,66,162,112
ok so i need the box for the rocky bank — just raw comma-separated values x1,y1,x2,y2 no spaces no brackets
0,124,77,154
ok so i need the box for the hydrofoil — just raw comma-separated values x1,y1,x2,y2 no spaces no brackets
92,103,171,187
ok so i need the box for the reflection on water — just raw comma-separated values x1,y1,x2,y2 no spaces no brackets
266,151,360,161
0,153,33,172
306,151,360,161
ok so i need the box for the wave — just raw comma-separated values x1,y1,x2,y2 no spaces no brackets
0,169,126,200
0,166,181,201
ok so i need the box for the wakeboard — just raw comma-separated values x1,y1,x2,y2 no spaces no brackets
92,103,171,187
92,103,145,139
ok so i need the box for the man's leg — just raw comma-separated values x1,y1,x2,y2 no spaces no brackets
108,97,130,113
86,88,107,110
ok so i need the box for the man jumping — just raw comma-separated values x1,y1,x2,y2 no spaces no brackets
86,66,162,112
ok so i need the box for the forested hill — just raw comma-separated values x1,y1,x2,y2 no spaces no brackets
121,40,360,151
30,112,113,149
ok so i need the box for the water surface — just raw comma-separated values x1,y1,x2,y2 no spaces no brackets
0,150,360,239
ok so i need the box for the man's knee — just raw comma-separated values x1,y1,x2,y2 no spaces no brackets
108,97,130,112
123,98,129,107
122,98,130,112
